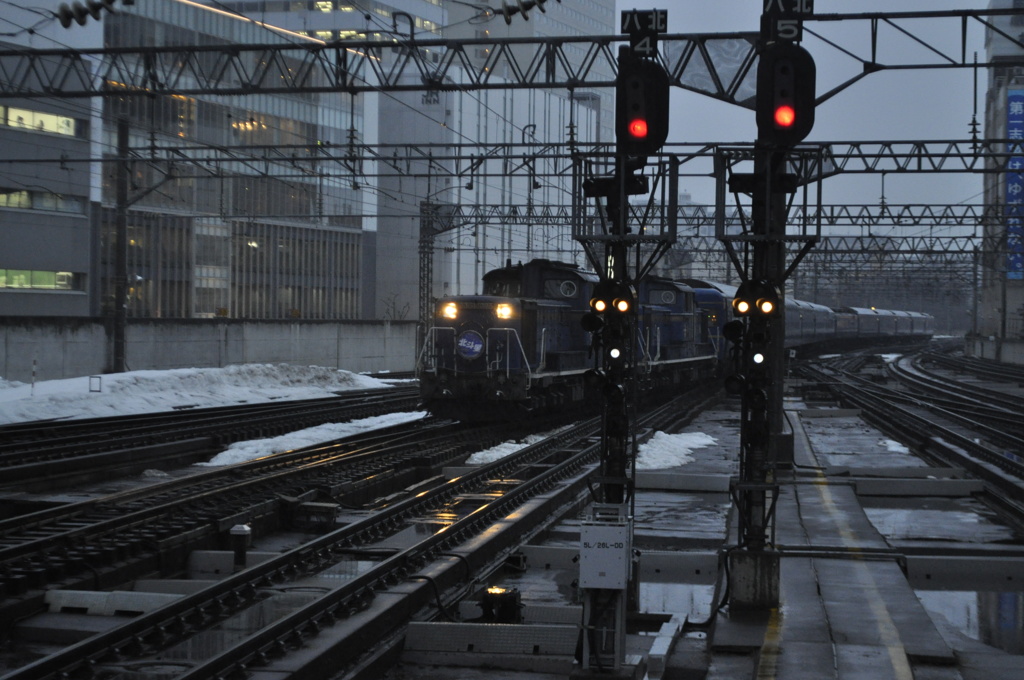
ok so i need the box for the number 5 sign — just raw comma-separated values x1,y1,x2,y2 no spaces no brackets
763,0,813,43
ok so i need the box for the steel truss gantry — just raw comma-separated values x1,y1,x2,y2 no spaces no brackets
0,8,1022,103
18,139,1021,182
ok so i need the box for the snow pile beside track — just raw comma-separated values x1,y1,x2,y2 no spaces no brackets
0,364,392,424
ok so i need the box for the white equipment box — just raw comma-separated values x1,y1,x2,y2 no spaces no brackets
579,521,632,589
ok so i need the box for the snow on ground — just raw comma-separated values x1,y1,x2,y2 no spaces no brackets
0,364,718,472
636,431,717,470
200,411,428,466
0,364,395,425
880,438,912,454
465,428,717,470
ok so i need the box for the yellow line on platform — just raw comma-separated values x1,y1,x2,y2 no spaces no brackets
812,470,913,680
755,607,783,679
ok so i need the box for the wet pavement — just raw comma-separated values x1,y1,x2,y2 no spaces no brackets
383,394,1024,679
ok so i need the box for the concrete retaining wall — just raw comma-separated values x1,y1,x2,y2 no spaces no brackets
965,336,1024,366
0,317,418,382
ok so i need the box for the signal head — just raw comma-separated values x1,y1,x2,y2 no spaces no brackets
734,280,780,317
773,105,796,128
581,311,604,333
756,42,816,147
628,118,648,139
615,48,670,157
722,319,745,345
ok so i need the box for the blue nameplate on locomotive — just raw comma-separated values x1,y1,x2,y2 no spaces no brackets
457,331,485,359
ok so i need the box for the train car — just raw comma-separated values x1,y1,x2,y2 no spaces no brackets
834,309,858,340
419,259,718,420
419,259,935,420
640,277,706,360
837,306,935,347
419,260,595,419
683,279,733,362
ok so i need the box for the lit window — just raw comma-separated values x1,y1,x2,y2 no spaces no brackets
0,190,30,209
315,0,332,10
5,107,78,137
0,269,79,290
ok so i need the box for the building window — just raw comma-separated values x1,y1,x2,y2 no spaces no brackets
3,106,84,137
0,190,31,209
0,188,85,213
0,269,82,290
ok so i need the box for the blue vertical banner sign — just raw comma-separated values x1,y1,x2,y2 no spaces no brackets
1006,90,1024,280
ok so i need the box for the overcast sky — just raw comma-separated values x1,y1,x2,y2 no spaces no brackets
618,0,992,210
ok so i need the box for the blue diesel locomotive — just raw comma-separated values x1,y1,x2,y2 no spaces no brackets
418,259,935,420
418,259,718,420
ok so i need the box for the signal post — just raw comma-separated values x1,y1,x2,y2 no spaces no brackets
572,9,671,676
725,1,816,609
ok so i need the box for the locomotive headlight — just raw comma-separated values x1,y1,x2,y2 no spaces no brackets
752,351,766,364
733,299,752,315
757,298,775,315
441,302,458,319
495,303,513,320
613,298,630,313
609,347,622,359
592,298,609,313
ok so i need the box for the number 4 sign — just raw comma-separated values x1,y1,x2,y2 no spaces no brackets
621,9,667,58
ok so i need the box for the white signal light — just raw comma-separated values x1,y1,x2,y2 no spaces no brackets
441,302,458,319
752,351,766,364
609,347,622,359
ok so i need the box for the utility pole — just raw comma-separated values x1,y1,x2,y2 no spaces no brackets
112,118,129,373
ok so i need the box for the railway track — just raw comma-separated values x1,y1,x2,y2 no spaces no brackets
0,416,506,632
919,348,1024,385
0,385,421,490
889,354,1024,445
799,360,1024,501
0,389,717,680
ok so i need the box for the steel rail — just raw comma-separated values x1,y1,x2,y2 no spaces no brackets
0,387,421,489
5,389,712,680
801,364,1024,483
0,386,418,456
919,350,1024,386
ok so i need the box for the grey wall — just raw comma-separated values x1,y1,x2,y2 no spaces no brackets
0,318,417,382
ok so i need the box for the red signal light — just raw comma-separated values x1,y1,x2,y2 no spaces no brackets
628,118,648,138
774,104,796,128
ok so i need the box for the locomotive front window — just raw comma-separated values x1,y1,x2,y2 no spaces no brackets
484,279,520,296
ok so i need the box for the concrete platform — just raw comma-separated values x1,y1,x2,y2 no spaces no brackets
384,399,1024,680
